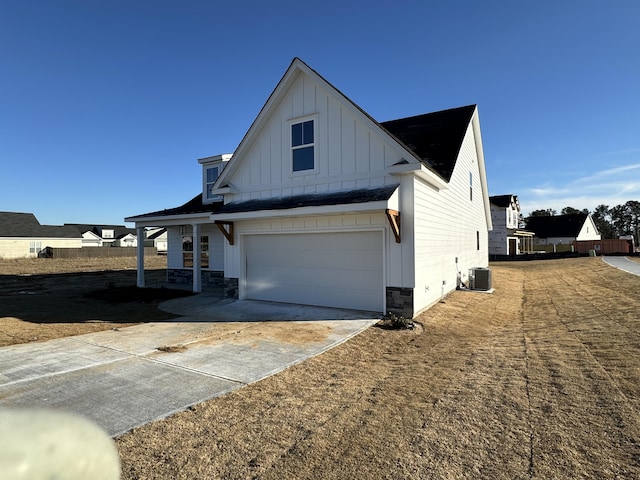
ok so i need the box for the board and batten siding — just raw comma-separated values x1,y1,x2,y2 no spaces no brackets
226,73,403,204
412,123,489,314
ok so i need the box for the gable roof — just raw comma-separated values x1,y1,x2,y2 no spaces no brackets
490,194,518,209
0,212,81,239
526,213,589,238
66,224,136,238
381,105,476,182
215,57,460,190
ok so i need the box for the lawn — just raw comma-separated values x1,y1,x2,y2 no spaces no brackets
2,256,640,478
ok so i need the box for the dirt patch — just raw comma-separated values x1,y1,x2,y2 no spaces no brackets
0,256,174,347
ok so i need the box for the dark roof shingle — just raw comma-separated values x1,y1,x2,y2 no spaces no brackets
526,213,589,238
381,105,476,182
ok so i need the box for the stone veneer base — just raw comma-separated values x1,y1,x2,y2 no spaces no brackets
385,286,414,319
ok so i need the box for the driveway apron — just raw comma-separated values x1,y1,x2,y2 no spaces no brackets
0,297,378,437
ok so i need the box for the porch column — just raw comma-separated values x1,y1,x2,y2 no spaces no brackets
136,226,145,288
192,224,202,293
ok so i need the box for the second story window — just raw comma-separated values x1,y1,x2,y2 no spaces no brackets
205,166,219,200
469,172,473,201
292,119,314,172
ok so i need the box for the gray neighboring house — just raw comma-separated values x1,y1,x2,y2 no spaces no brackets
488,194,534,256
0,212,82,259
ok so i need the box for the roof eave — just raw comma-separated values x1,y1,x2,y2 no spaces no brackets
387,163,449,190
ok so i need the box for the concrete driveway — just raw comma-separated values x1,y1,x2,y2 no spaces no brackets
602,255,640,276
0,296,379,437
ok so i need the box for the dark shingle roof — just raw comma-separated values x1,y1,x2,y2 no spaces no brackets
0,212,81,238
526,213,589,239
381,105,476,182
66,224,136,238
127,195,224,220
490,194,516,208
217,185,399,215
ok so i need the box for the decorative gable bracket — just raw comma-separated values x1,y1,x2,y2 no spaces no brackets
215,221,234,245
385,209,401,243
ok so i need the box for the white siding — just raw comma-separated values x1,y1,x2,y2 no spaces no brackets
223,73,403,204
576,216,601,241
412,124,489,314
166,225,225,271
0,238,82,259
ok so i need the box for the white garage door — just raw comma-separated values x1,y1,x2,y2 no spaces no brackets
245,231,383,312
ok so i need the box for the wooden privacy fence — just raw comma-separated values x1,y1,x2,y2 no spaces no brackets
573,239,634,255
42,247,157,259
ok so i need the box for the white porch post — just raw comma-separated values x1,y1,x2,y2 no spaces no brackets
192,224,202,293
136,226,145,288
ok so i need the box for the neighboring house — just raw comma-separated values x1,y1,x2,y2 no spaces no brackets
526,213,601,246
66,224,138,247
114,233,137,247
126,58,492,318
144,228,168,254
0,212,82,259
488,194,534,256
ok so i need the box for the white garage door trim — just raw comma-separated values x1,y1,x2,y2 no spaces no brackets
243,230,384,312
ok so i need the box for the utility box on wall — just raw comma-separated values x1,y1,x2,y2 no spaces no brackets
469,267,492,291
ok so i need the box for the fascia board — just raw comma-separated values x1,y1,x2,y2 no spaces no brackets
471,108,493,231
388,163,448,190
211,200,391,222
213,61,304,190
124,213,212,227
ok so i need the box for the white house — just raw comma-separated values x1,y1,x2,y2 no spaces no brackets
0,212,82,259
126,58,492,318
488,194,534,256
144,228,168,254
526,213,601,246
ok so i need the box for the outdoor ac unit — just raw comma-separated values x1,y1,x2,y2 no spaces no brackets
469,267,492,291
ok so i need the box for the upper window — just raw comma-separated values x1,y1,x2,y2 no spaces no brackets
291,120,314,172
205,166,219,199
469,172,473,201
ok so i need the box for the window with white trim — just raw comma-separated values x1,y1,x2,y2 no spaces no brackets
29,241,42,255
205,166,219,200
291,119,314,172
469,172,473,201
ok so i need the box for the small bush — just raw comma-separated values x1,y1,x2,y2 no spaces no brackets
381,312,415,330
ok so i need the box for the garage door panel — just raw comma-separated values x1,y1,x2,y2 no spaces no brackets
245,232,383,312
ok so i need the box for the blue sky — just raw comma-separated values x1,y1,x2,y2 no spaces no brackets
1,1,639,226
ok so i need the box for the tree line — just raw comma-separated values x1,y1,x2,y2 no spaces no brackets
527,200,640,241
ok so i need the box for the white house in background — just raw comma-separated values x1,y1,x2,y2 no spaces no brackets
526,213,601,246
115,232,137,247
66,224,138,247
144,228,168,254
0,212,82,259
126,58,492,318
488,194,535,256
80,230,103,247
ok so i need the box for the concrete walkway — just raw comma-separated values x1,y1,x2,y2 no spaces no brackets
0,297,379,437
602,256,640,276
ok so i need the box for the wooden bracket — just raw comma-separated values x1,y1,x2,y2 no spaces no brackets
215,221,234,245
385,209,401,243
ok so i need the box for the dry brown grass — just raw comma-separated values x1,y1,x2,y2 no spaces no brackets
114,257,640,479
0,256,171,346
3,256,640,478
